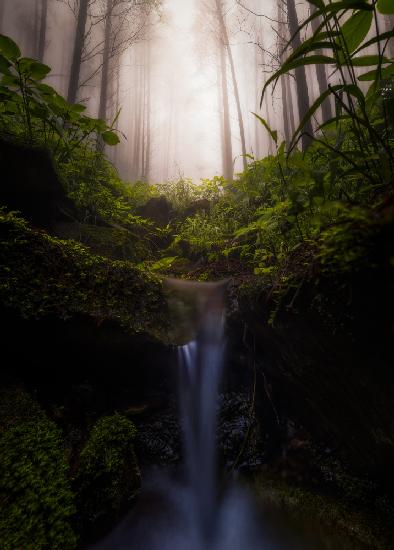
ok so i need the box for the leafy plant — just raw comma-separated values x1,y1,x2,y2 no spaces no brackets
0,34,119,158
261,0,394,188
76,414,140,528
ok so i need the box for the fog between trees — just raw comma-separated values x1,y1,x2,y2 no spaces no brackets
0,0,391,182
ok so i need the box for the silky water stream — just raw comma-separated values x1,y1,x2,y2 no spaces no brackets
92,280,362,550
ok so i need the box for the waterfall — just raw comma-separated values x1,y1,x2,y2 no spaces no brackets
93,279,270,550
178,283,226,542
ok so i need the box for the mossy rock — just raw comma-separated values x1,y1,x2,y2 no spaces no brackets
0,209,169,341
75,414,141,534
54,222,153,262
0,388,76,549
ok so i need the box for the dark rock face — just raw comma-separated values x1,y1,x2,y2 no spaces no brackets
241,262,394,491
137,196,172,226
0,138,77,229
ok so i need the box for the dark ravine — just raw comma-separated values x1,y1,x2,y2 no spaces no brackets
0,140,393,549
1,258,394,548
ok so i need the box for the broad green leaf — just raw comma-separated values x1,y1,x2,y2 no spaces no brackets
377,0,394,14
18,58,51,80
0,34,21,60
252,113,277,144
0,54,11,75
283,2,373,56
102,130,120,145
358,63,394,81
317,114,353,131
350,55,391,66
285,34,340,65
1,74,20,88
338,10,373,57
36,83,57,96
70,103,87,113
289,84,365,152
261,56,336,102
352,30,394,56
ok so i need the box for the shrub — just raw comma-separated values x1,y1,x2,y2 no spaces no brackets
76,414,140,529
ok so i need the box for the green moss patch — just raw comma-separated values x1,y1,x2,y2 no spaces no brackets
0,210,168,339
75,414,140,531
0,388,76,549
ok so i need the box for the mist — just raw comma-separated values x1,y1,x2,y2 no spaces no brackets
0,0,389,182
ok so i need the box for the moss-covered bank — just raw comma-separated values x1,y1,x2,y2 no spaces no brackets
0,209,168,341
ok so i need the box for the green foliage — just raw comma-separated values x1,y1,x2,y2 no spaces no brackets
157,175,225,212
0,33,120,155
0,209,168,338
162,0,394,288
377,0,394,15
0,34,158,258
262,0,394,188
0,388,76,549
76,414,140,527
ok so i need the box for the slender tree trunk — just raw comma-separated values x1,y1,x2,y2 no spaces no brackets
98,0,113,121
260,44,274,155
33,0,40,58
38,0,48,62
0,0,5,33
145,39,152,181
68,0,89,104
218,37,233,182
113,56,121,165
311,5,333,123
216,58,226,165
132,62,143,179
286,75,296,135
286,0,313,149
141,60,146,180
253,43,262,158
384,15,394,57
278,3,291,145
215,0,247,171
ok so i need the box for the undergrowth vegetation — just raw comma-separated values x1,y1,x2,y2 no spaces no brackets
0,389,76,549
0,209,167,337
2,0,394,295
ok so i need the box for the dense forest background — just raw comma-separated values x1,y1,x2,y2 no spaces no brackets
3,0,392,182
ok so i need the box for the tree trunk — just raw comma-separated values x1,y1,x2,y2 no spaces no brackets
384,15,394,57
253,42,262,158
141,60,146,180
285,74,296,135
278,3,291,145
38,0,48,62
33,0,40,58
132,63,142,179
113,56,121,166
98,0,113,121
311,5,333,123
218,37,233,182
67,0,89,104
286,0,313,150
260,43,274,155
215,0,247,172
145,39,152,181
0,0,5,33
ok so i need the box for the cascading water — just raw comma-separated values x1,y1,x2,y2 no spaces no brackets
177,282,225,544
93,280,363,550
92,280,272,550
